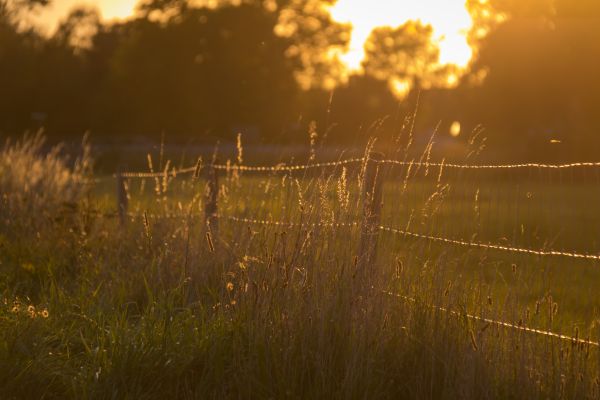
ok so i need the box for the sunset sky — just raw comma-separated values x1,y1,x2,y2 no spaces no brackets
38,0,475,70
329,0,473,70
35,0,138,32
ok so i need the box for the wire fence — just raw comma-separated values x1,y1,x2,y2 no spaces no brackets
117,157,600,179
381,290,600,348
107,152,600,349
220,216,600,261
112,153,600,269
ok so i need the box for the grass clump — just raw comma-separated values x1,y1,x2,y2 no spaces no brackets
0,132,93,298
0,131,92,223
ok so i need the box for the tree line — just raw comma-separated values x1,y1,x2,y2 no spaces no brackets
1,0,599,159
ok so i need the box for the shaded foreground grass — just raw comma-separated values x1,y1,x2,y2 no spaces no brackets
1,135,599,399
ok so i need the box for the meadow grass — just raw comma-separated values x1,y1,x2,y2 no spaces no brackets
1,134,599,399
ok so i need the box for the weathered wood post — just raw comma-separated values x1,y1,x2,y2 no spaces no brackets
204,160,219,246
357,152,384,273
116,171,128,226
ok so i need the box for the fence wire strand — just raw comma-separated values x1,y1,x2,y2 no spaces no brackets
103,210,599,262
225,215,359,229
119,158,366,179
120,166,197,179
376,160,600,170
214,158,365,172
382,290,600,348
223,214,600,261
377,225,600,261
117,158,600,179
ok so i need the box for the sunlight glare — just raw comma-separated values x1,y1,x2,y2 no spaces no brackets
100,0,138,20
329,0,474,72
391,79,411,98
450,121,462,137
36,0,137,33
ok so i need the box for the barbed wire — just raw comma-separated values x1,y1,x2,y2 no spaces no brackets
117,158,365,179
378,225,600,261
129,212,202,219
382,290,599,348
213,158,365,172
376,160,600,170
95,212,600,263
119,166,198,179
115,157,600,180
95,208,600,261
224,215,600,261
225,215,359,229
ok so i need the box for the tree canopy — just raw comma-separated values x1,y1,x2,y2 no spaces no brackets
1,0,600,159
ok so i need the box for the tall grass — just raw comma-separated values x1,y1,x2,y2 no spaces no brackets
0,132,91,218
0,132,94,297
0,133,598,399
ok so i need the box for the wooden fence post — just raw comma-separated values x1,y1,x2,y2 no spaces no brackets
205,161,219,244
357,152,384,272
116,171,128,226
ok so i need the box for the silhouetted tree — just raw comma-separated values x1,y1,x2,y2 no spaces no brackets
54,6,101,50
139,0,351,90
362,21,447,96
462,0,600,159
4,0,600,160
274,0,350,89
100,3,297,138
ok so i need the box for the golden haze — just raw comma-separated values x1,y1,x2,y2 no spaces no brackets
39,0,475,90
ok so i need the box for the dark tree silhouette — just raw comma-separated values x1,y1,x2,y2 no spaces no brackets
461,0,600,159
2,0,600,159
362,21,446,96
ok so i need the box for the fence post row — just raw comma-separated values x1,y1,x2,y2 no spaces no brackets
205,160,219,245
116,171,128,226
357,152,384,273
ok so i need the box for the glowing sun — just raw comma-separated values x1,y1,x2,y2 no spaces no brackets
328,0,474,72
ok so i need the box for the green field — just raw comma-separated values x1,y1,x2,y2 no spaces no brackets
1,135,599,399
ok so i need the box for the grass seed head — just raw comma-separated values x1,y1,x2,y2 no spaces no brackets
236,133,243,165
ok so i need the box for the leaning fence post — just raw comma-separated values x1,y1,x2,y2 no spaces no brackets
204,160,219,246
357,152,384,272
116,171,128,226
